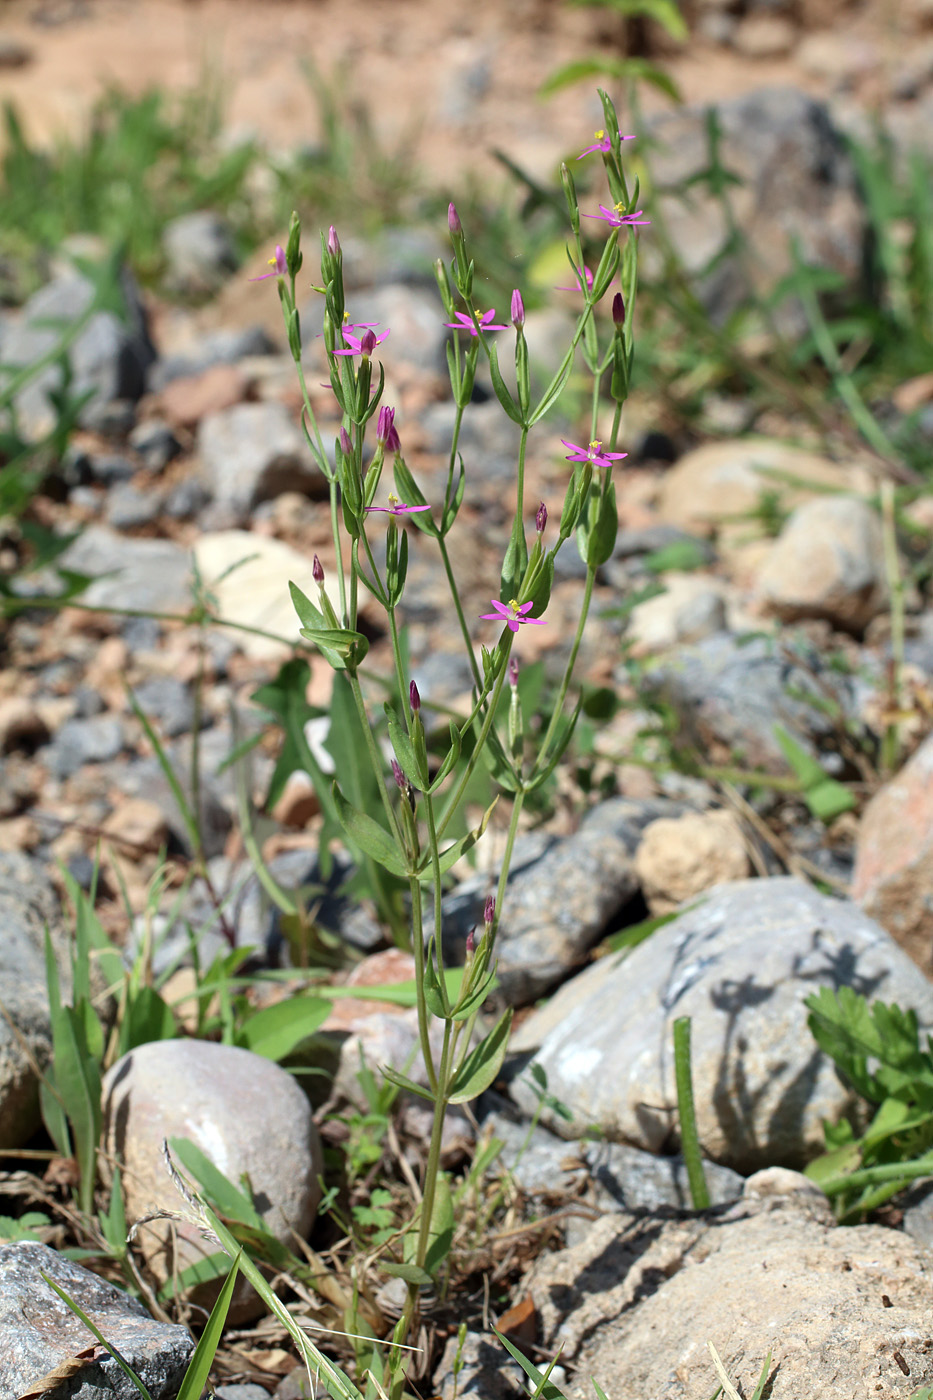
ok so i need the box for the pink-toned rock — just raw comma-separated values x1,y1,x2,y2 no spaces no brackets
852,732,933,975
158,363,251,432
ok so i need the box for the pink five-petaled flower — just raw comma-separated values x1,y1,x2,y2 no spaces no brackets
446,308,509,337
480,598,547,633
577,129,636,159
557,264,594,294
365,493,430,517
583,202,650,229
332,326,390,358
561,438,629,469
249,244,287,282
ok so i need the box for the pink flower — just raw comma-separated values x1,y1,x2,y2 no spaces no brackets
557,265,594,294
365,494,431,517
510,289,525,330
446,308,509,337
332,326,390,358
377,405,401,453
577,129,636,159
249,244,287,282
480,598,547,633
583,203,650,230
561,438,628,469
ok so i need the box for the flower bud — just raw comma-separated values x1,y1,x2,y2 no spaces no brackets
510,288,525,330
391,758,405,792
360,328,377,358
465,926,475,959
508,657,519,688
536,501,547,536
612,292,626,330
448,202,462,236
409,680,421,713
483,894,495,927
327,226,341,258
339,426,352,458
312,554,324,585
377,405,395,446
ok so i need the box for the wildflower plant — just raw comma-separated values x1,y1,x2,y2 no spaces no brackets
263,88,642,1398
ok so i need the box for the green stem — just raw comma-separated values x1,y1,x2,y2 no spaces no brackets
489,784,525,949
407,876,438,1096
437,534,483,691
534,565,595,774
437,640,513,839
673,1016,710,1210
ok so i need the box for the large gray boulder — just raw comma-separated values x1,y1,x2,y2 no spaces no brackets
0,854,68,1148
527,1171,933,1399
0,1242,192,1400
510,877,933,1172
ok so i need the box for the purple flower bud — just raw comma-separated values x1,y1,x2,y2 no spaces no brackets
377,405,395,445
385,420,401,455
508,657,519,688
360,328,377,358
409,680,421,713
448,202,462,236
312,554,324,585
391,758,405,792
483,895,495,927
327,226,341,258
339,427,352,458
465,926,475,958
536,501,547,535
612,292,626,329
510,288,525,330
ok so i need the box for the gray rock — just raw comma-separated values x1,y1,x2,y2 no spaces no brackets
58,527,191,614
436,799,672,1005
435,1329,525,1400
164,475,211,520
350,283,447,373
510,877,933,1172
128,419,181,472
105,482,164,530
88,453,135,484
148,325,275,391
420,399,519,483
899,1178,933,1253
0,854,68,1148
107,728,238,861
583,1140,744,1213
757,495,888,633
44,714,124,779
162,210,237,294
198,402,326,523
537,1182,933,1398
133,676,199,739
339,225,445,291
642,630,854,776
102,1040,324,1325
0,1241,193,1400
646,88,863,330
0,270,155,439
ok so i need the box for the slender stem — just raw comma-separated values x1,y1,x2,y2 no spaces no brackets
489,784,525,951
437,641,513,839
534,565,595,775
345,670,405,850
407,876,438,1096
673,1016,710,1210
436,535,483,690
515,425,528,526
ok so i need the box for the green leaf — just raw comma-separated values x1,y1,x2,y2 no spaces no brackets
493,1329,568,1400
419,797,498,877
500,514,530,603
380,1065,435,1102
119,986,176,1055
49,994,102,1215
540,54,680,102
773,724,855,822
423,1171,454,1277
168,1136,264,1228
428,720,462,793
449,1007,513,1103
486,340,525,424
385,703,429,789
333,783,409,877
251,658,327,813
299,625,369,669
380,1261,433,1286
393,457,438,537
235,994,330,1062
175,1255,242,1400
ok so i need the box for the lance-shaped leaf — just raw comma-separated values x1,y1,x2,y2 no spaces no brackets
299,625,370,670
428,720,462,793
486,340,526,425
394,457,438,537
417,797,498,877
385,703,429,789
449,1007,513,1103
381,1065,435,1102
333,784,409,877
500,513,529,604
